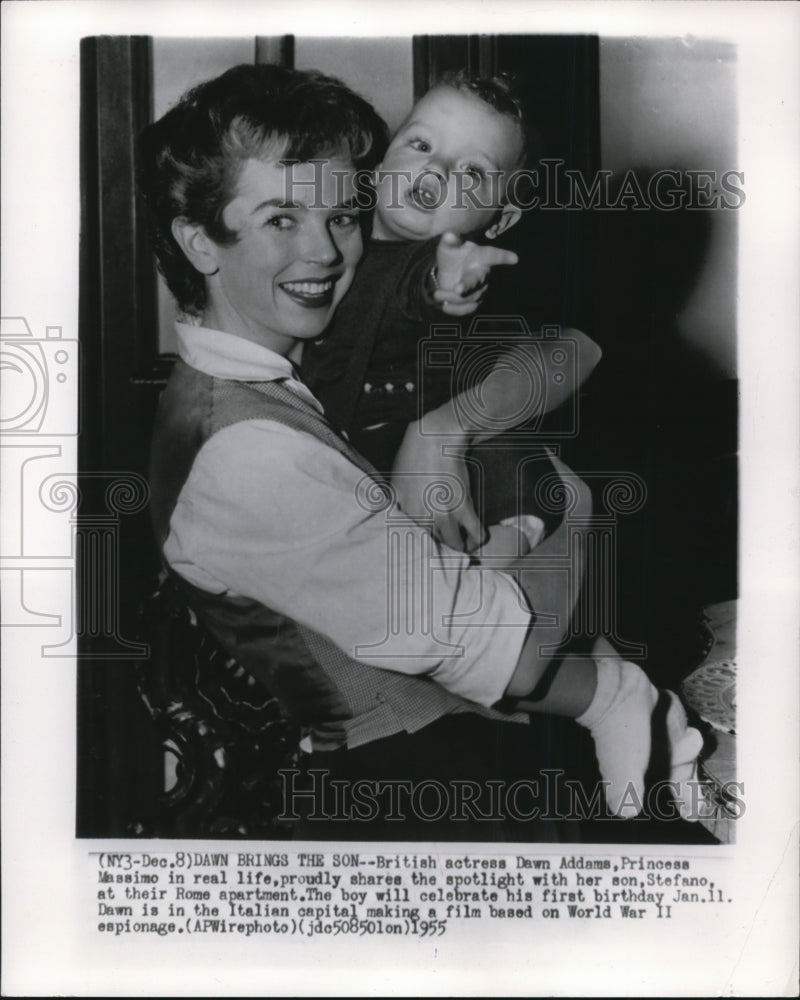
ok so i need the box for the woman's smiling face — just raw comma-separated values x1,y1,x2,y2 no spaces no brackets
202,156,363,356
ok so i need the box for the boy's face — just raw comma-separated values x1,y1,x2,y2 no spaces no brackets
371,85,524,242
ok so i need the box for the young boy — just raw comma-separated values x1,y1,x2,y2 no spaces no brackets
302,71,600,551
302,71,705,819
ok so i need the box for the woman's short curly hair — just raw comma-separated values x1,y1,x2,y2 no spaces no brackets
137,63,389,315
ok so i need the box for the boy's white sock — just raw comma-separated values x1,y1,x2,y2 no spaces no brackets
576,657,658,819
576,659,705,820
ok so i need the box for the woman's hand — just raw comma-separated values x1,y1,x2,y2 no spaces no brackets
391,418,484,552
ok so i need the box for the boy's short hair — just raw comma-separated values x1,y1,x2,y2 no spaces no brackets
438,68,543,170
138,64,389,315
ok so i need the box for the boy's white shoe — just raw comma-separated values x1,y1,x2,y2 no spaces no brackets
665,692,706,822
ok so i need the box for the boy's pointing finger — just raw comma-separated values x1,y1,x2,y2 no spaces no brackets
483,248,519,268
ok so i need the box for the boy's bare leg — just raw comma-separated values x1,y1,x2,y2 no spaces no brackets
515,653,597,718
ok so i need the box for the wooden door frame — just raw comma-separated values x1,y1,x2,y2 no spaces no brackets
77,35,296,836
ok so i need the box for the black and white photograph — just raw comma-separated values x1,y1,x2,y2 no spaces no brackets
2,2,798,996
74,30,740,845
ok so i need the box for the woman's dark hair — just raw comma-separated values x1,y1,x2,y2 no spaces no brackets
138,63,389,315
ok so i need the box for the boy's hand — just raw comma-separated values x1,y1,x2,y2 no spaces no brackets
432,232,518,317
